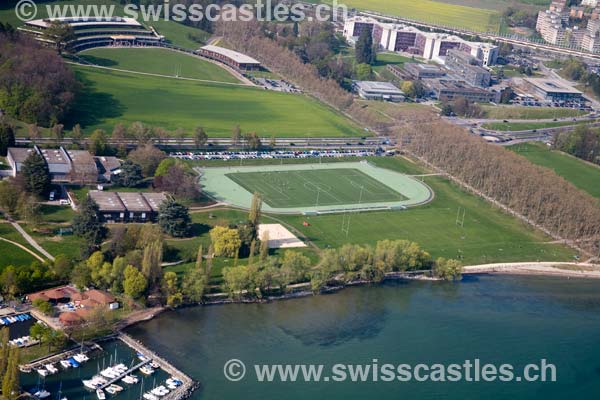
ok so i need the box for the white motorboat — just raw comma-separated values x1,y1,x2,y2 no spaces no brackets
96,389,106,400
121,375,139,384
149,361,159,369
73,353,89,363
143,394,158,400
139,366,154,375
45,364,58,374
33,389,51,399
37,369,49,377
108,384,123,393
60,360,72,369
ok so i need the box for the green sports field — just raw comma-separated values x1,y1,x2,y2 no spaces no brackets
67,66,363,137
226,168,407,208
79,48,239,83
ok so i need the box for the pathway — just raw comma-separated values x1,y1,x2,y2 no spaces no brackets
4,216,55,261
0,237,45,263
463,262,600,279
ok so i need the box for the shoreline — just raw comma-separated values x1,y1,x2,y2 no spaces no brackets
462,262,600,279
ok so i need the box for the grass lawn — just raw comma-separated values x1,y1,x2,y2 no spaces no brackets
39,205,75,224
226,168,407,208
509,142,600,199
482,119,595,131
0,223,40,267
65,66,363,137
0,0,209,49
316,0,500,32
78,48,238,83
193,156,576,265
372,52,419,73
480,106,588,120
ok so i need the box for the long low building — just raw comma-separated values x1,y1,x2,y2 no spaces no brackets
197,45,261,70
425,79,500,103
6,146,120,184
521,78,584,102
88,191,167,223
353,80,405,102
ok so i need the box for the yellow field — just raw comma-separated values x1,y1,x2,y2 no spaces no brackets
334,0,500,32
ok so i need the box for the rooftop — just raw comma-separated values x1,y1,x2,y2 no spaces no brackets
26,17,141,29
353,81,404,95
142,192,168,212
118,192,151,212
7,147,35,163
200,45,260,65
89,190,126,212
39,148,68,165
523,78,583,94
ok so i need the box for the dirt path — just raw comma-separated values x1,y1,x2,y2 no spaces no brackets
0,237,45,263
464,262,600,279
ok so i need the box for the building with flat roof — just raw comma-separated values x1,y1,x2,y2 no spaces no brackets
353,81,405,102
425,79,500,103
400,63,446,80
521,78,584,101
444,49,491,87
197,45,261,70
343,16,498,66
88,191,167,223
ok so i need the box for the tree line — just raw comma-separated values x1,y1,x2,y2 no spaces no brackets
552,125,600,166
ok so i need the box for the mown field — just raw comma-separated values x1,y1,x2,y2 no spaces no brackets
79,48,239,83
480,106,588,120
194,156,577,265
509,142,600,199
482,120,594,132
66,66,363,137
0,0,209,49
318,0,500,32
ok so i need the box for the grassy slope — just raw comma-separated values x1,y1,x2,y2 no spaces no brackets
482,120,594,131
0,223,38,268
67,66,363,137
481,106,587,120
197,157,576,265
78,48,238,83
509,142,600,199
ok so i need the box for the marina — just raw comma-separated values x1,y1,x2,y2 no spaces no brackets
20,334,196,400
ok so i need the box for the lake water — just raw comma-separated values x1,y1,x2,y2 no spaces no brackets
125,275,600,399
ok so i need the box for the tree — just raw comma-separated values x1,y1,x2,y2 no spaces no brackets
158,198,191,237
21,151,51,196
128,144,166,177
88,129,109,155
17,193,42,226
142,239,163,287
162,271,182,307
71,123,83,147
32,299,53,316
209,226,242,257
248,192,262,228
259,231,269,262
0,328,8,381
43,20,75,54
2,345,19,400
153,163,201,200
355,28,374,65
182,262,207,304
0,121,15,157
194,126,208,149
72,197,107,253
401,80,425,98
355,63,373,80
51,123,64,146
113,160,143,187
0,179,21,214
244,132,262,150
52,254,72,281
231,125,242,147
222,265,253,298
433,258,463,281
123,265,147,299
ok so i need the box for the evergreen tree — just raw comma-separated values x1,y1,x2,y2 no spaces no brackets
21,151,51,196
72,197,107,253
355,28,374,65
113,160,143,187
0,121,15,157
158,197,191,237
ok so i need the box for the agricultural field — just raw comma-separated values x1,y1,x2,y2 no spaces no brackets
480,105,588,120
318,0,500,32
79,48,239,83
0,0,209,49
66,66,363,137
226,168,407,208
509,142,600,199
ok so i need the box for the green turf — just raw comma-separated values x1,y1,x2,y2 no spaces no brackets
79,48,238,83
509,142,600,199
482,119,596,131
226,168,407,208
66,66,363,137
0,223,40,267
480,105,588,120
317,0,500,32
